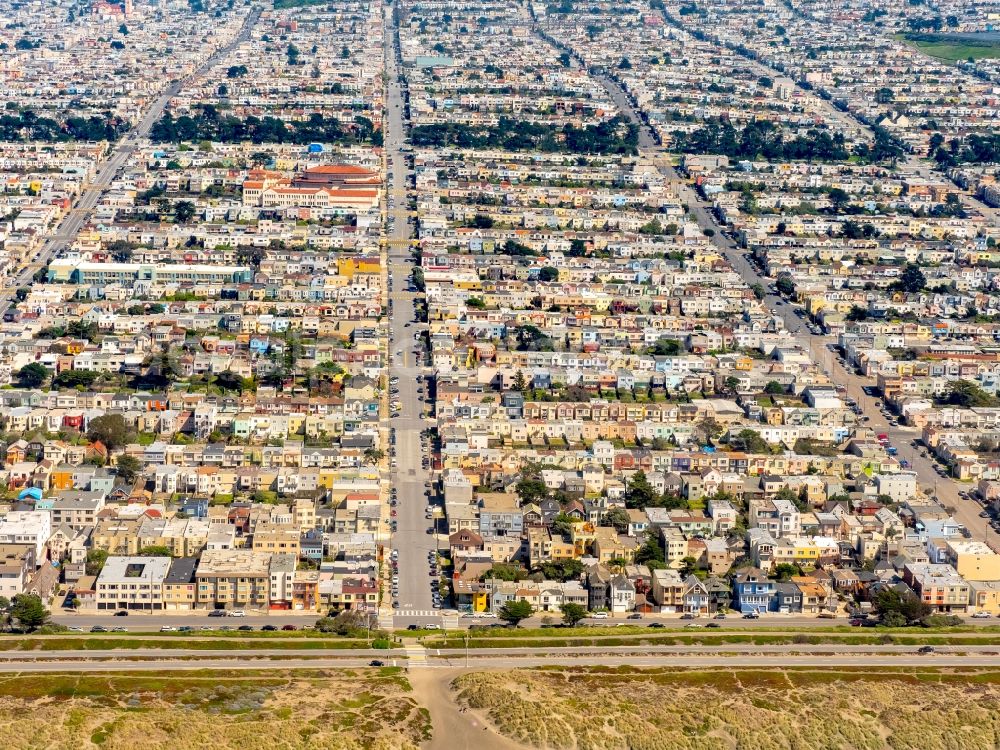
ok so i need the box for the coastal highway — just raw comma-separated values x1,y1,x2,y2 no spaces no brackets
0,650,999,672
0,6,261,318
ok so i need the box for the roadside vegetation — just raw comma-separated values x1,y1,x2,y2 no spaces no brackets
0,669,429,750
454,667,1000,749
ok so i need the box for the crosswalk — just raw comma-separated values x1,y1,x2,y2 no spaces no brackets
394,609,441,618
403,643,427,667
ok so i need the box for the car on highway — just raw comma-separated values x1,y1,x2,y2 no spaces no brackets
114,610,129,616
742,611,760,619
112,627,128,633
159,625,176,632
369,660,385,667
918,645,935,654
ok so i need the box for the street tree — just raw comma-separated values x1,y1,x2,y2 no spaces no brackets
11,594,49,632
560,602,588,627
498,600,534,627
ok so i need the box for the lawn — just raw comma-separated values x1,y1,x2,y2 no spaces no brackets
898,33,1000,62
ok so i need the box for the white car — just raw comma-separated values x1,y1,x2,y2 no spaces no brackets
228,610,246,617
590,612,609,619
972,611,992,619
159,625,176,632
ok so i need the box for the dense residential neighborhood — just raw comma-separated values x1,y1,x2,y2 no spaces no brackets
0,0,996,643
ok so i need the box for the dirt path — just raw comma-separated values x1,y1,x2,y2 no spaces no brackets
408,668,526,750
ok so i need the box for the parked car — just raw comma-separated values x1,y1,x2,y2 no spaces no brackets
281,624,298,631
261,625,278,631
90,625,107,633
114,610,129,617
229,610,246,617
590,611,609,619
208,609,226,617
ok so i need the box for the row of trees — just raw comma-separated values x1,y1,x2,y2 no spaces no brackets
0,111,128,142
150,109,380,146
670,120,851,162
412,115,639,155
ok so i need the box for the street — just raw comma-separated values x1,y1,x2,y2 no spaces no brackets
382,5,441,629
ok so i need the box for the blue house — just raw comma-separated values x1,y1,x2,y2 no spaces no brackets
732,568,776,614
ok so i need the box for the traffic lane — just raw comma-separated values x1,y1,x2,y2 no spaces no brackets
0,653,995,673
51,613,320,630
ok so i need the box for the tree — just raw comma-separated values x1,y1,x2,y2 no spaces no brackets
11,595,49,632
560,602,588,627
315,610,369,636
648,337,681,356
775,274,795,297
896,263,926,294
945,380,999,408
512,370,527,393
174,200,196,223
538,266,559,282
86,549,109,576
16,363,49,388
634,529,665,568
737,429,769,454
624,471,658,509
138,545,173,557
115,454,143,484
764,380,785,395
724,376,740,395
87,414,132,450
750,282,765,300
872,586,931,625
498,600,534,626
515,477,549,504
827,187,850,211
362,448,385,465
53,369,99,389
772,563,800,581
483,562,527,582
602,507,631,534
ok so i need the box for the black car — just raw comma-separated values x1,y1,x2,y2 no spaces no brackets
705,622,721,628
208,610,226,617
647,622,665,629
261,624,278,631
369,660,385,667
114,610,129,616
407,624,419,630
238,625,254,631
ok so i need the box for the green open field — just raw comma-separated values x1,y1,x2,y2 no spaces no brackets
898,33,1000,62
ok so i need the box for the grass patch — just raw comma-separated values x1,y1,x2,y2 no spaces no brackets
898,33,1000,62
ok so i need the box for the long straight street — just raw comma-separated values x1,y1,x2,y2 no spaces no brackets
383,3,441,629
592,67,998,552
